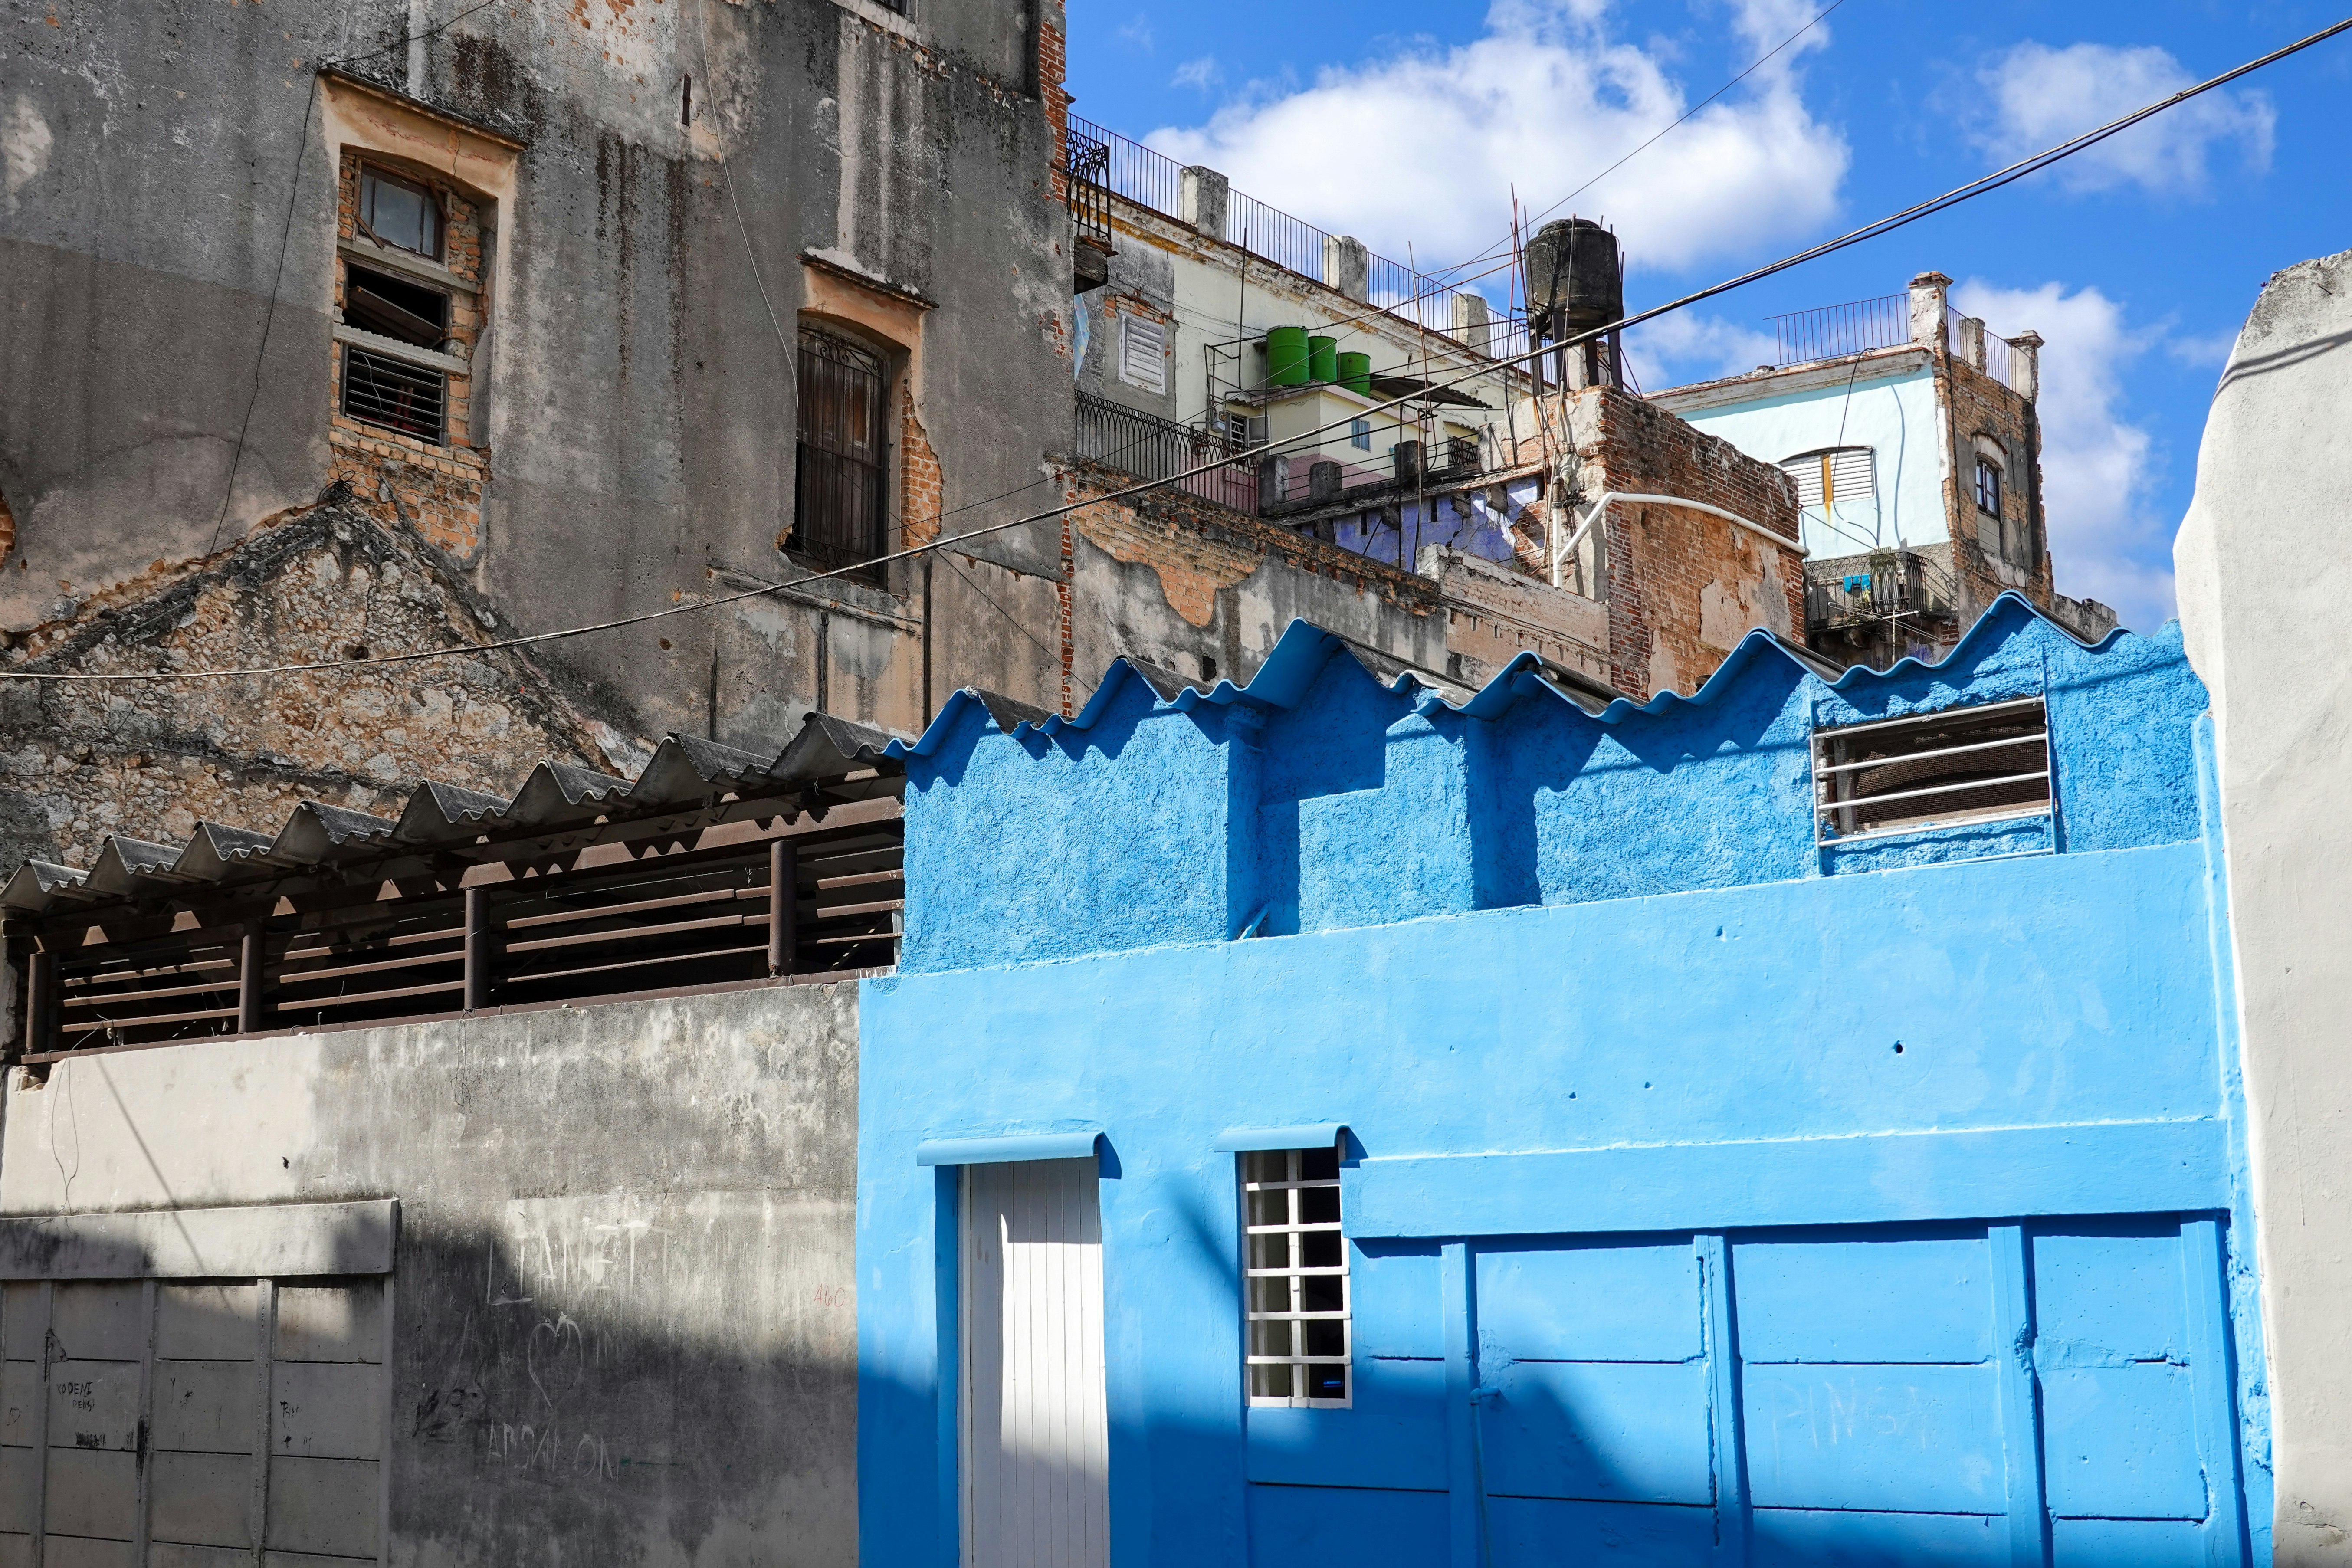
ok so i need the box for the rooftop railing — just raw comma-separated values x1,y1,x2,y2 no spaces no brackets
1768,293,1912,365
1765,292,2028,394
1069,114,1524,366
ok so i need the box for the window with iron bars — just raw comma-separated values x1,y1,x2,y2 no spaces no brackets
1243,1147,1350,1406
341,344,446,444
791,327,890,579
1814,696,2053,846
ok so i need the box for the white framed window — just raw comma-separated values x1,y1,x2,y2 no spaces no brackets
1782,446,1876,509
1350,418,1371,451
1813,695,2053,846
1242,1147,1349,1406
1119,315,1168,394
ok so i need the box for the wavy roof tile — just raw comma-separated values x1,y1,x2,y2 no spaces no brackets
1,710,907,919
889,592,2109,762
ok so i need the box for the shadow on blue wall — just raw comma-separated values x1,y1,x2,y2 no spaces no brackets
892,594,2205,976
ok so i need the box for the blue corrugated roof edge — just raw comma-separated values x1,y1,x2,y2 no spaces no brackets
885,592,2156,762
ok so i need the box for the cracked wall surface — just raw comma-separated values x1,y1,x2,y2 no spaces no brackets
0,499,617,873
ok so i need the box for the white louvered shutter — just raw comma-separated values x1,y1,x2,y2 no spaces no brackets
1120,317,1167,394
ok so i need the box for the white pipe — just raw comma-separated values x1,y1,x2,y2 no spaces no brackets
1550,489,1808,589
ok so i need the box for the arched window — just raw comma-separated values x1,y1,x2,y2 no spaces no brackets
792,327,889,574
1781,446,1876,509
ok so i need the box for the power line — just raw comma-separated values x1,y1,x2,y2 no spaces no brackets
1399,1,1853,300
30,13,2352,688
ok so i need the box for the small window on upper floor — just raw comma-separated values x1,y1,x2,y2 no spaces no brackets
1242,1146,1349,1407
791,326,890,578
1120,315,1168,395
1975,456,2003,517
1814,696,2052,846
1350,418,1371,451
358,165,442,260
1782,446,1875,509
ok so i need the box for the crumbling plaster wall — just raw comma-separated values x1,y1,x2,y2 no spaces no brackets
1058,462,1458,702
2174,246,2352,1567
0,0,1074,751
0,500,617,874
1562,387,1807,696
0,982,860,1565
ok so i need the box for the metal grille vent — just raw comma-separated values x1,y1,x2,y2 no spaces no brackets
341,343,446,444
1814,696,2052,846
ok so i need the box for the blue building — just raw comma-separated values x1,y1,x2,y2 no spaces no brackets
858,598,2267,1567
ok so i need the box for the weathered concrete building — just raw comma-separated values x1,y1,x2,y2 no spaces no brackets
1,0,1840,882
1654,272,2116,667
3,0,1077,770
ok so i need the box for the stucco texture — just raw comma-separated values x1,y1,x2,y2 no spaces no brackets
2174,246,2352,1565
862,602,2265,1566
0,983,859,1565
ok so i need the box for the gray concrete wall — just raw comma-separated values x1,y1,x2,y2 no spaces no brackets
0,0,1074,742
0,982,859,1564
2173,247,2352,1565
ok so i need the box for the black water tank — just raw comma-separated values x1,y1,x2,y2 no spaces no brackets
1524,218,1622,339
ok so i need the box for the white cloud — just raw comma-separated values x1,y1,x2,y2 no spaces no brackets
1115,14,1155,54
1142,0,1850,279
1954,279,2176,631
1172,56,1222,92
1622,309,1779,390
1967,42,2273,197
2164,327,2238,369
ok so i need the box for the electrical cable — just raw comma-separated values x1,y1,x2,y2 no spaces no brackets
201,0,538,559
1406,1,1850,296
31,13,2352,687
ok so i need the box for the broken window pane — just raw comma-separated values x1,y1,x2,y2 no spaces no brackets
358,166,442,259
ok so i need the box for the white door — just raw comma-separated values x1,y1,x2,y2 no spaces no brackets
961,1158,1109,1568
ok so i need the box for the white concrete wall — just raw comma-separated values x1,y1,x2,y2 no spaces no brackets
2173,247,2352,1566
0,983,861,1566
1668,361,1947,556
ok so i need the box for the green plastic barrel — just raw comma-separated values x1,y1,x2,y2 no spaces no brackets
1337,351,1372,395
1307,335,1339,384
1266,325,1310,387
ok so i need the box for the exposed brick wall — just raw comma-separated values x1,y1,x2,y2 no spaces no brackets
328,152,492,562
0,502,618,875
1564,387,1806,696
1941,357,2053,604
899,386,943,550
1038,1,1070,173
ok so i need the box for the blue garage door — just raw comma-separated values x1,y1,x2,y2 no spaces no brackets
1244,1214,2249,1567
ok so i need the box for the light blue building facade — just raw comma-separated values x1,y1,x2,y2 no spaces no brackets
858,599,2267,1567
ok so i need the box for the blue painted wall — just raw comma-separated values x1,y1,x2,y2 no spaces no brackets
860,600,2268,1567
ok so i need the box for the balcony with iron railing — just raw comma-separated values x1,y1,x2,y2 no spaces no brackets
1804,549,1962,632
1073,395,1485,521
1074,393,1260,514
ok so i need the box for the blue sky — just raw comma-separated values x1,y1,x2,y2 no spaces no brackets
1068,0,2352,632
